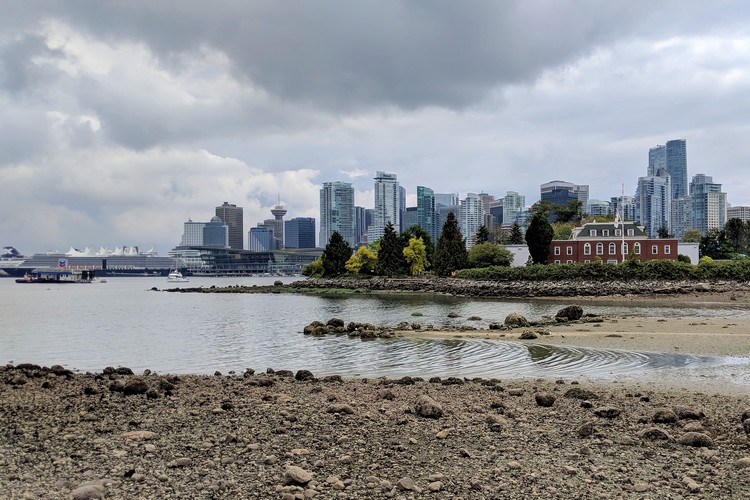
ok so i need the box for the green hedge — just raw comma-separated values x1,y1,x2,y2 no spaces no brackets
455,259,750,282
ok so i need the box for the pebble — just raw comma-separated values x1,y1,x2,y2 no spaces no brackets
70,484,105,500
285,466,314,485
121,431,158,441
397,477,421,493
593,406,621,418
734,457,750,469
436,428,454,439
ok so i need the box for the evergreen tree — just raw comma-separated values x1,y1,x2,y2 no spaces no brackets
525,212,554,265
657,226,671,238
321,231,353,276
376,222,405,276
508,221,524,244
433,212,468,276
474,225,489,245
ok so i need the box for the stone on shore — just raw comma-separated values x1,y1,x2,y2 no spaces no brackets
285,466,313,485
415,395,444,418
504,312,530,328
555,305,583,321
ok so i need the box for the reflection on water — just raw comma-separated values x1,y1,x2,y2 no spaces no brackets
0,277,748,390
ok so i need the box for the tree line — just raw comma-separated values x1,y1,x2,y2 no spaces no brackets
304,209,560,278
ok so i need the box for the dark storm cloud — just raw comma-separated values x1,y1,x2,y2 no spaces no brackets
25,0,692,111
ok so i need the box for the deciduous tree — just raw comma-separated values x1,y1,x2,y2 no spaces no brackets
467,243,513,268
403,237,429,276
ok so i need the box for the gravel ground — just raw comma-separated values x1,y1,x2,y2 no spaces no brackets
2,364,750,499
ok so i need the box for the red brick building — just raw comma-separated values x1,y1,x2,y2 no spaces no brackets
548,221,678,264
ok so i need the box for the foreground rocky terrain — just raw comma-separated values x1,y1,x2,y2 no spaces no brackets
2,364,749,499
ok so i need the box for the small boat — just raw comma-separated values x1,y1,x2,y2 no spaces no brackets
167,270,189,282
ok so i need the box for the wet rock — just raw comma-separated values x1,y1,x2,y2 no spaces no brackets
519,330,538,340
294,370,315,381
555,305,583,321
415,395,443,419
326,318,345,328
114,367,134,375
535,392,555,407
447,312,460,318
677,432,714,448
504,312,530,328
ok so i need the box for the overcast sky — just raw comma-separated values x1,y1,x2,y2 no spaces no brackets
2,1,750,254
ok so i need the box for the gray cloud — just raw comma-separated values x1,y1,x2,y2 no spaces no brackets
2,1,750,254
26,0,705,111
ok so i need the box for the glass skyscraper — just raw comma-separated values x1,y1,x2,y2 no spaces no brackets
319,182,356,248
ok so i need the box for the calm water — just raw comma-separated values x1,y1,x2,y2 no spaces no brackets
1,277,749,389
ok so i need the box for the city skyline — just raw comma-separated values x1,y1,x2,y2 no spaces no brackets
2,2,750,254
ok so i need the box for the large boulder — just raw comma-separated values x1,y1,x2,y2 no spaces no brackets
504,312,529,328
555,305,583,321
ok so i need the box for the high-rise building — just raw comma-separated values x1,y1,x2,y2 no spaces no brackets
354,206,368,246
503,191,525,225
367,171,401,242
416,186,439,243
460,193,485,249
728,206,750,221
249,226,274,252
319,182,356,248
284,217,316,249
586,199,611,218
666,139,688,200
489,199,504,228
540,181,589,209
649,139,687,200
637,174,672,238
689,174,727,235
401,207,418,232
610,195,636,221
215,202,244,250
203,216,229,247
180,219,207,246
671,196,692,240
434,193,459,208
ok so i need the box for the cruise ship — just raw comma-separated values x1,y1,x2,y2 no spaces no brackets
0,245,181,278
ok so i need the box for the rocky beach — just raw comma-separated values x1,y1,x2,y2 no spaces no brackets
2,363,750,499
